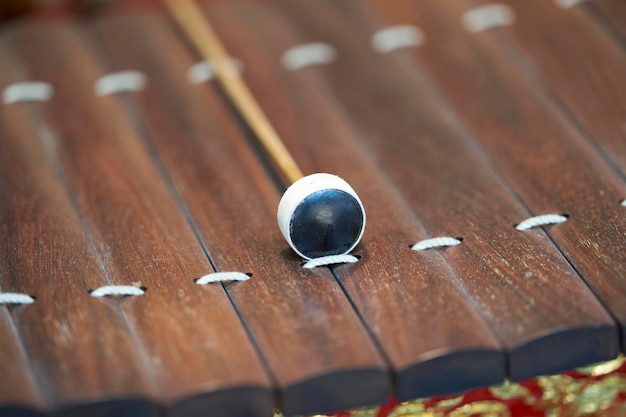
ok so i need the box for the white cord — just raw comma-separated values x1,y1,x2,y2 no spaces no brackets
371,25,424,53
411,237,462,251
3,82,53,104
281,43,336,71
516,214,568,230
303,254,359,269
90,285,145,297
554,0,589,8
94,71,147,96
195,272,250,285
462,4,515,33
0,293,35,305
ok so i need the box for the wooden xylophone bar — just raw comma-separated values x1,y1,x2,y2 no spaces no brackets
0,0,624,416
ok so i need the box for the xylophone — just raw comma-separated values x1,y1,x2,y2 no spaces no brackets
0,0,624,416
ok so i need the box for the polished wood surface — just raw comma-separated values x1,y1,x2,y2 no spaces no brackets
374,0,626,351
590,0,626,42
273,0,617,380
479,0,626,178
94,13,390,416
3,21,271,417
0,0,624,416
0,42,157,417
0,310,43,417
208,1,507,403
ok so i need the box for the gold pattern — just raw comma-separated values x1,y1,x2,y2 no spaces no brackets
273,356,626,416
432,397,463,410
489,380,533,403
350,408,379,417
447,401,509,417
387,400,427,417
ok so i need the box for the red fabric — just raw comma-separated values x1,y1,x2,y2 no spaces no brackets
322,360,626,416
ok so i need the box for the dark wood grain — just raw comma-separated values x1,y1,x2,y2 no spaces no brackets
206,1,506,402
588,0,626,43
374,0,626,351
0,43,158,416
0,310,44,417
92,13,393,415
276,0,620,382
470,0,626,178
2,1,624,415
4,21,273,417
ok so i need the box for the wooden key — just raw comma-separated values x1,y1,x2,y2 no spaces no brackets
4,21,272,417
206,1,506,403
277,0,621,381
0,42,157,415
91,12,392,415
375,0,626,354
472,0,626,178
584,0,626,43
0,309,44,417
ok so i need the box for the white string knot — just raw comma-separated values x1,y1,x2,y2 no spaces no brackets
462,4,515,33
281,43,336,71
195,272,251,285
302,254,359,269
515,214,568,230
90,285,145,298
554,0,589,8
411,237,463,251
3,82,53,104
371,25,424,53
0,293,35,305
95,71,147,96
